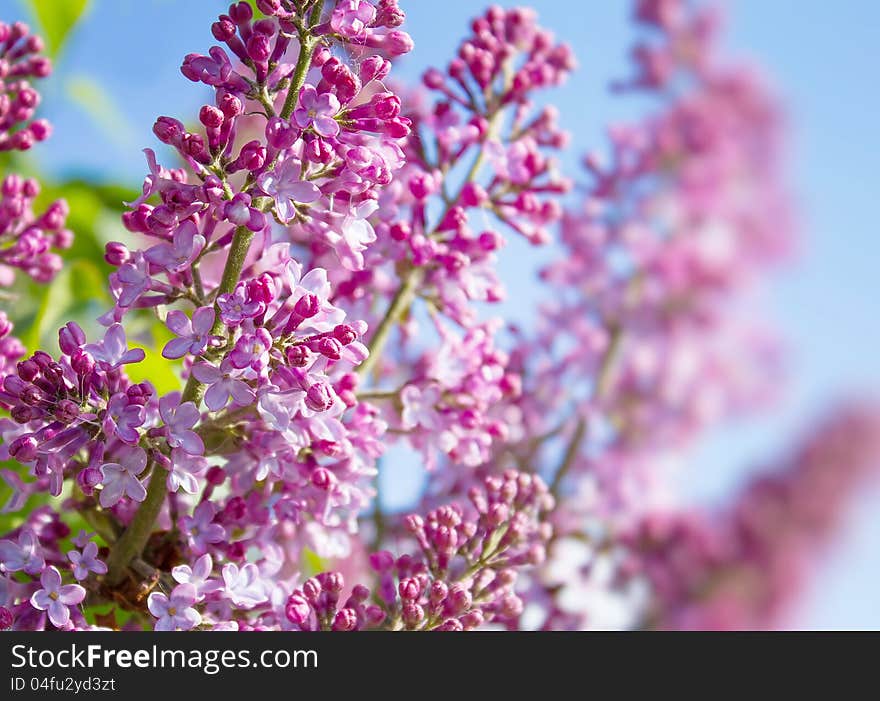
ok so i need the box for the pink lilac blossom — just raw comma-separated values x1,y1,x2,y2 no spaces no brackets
0,2,876,634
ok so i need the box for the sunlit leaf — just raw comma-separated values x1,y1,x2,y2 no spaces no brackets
25,0,90,57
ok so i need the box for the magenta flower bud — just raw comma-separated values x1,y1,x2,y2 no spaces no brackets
0,312,12,339
384,30,414,56
437,619,464,631
247,33,271,62
0,606,12,630
246,274,275,304
16,359,39,382
461,182,489,208
369,551,394,572
30,119,51,142
225,541,246,560
265,117,297,150
332,608,358,631
229,1,253,24
19,385,43,406
305,382,334,412
389,222,410,241
153,116,186,145
365,605,386,626
206,465,226,486
445,584,471,616
361,55,391,83
398,577,420,602
293,293,319,318
285,593,311,625
182,133,210,164
199,104,225,129
219,92,243,118
211,17,237,42
319,571,344,594
332,324,357,345
350,584,371,603
104,241,131,266
285,344,310,368
402,602,425,627
54,399,80,424
404,514,424,534
430,581,449,605
256,0,282,15
459,610,484,630
11,405,37,424
310,467,332,490
58,322,86,356
70,349,95,376
488,503,510,527
9,435,39,462
498,594,524,618
422,67,445,89
316,336,342,360
237,140,266,171
77,466,102,494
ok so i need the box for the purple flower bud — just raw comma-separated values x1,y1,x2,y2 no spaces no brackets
256,0,282,15
332,325,357,346
460,610,484,630
430,581,449,605
285,344,310,368
11,405,38,423
9,435,39,462
76,466,102,495
211,17,237,42
293,293,319,318
365,605,386,626
70,349,95,376
54,399,80,424
16,359,39,382
445,584,472,616
265,117,297,150
302,577,321,603
206,466,226,486
247,34,272,62
199,104,225,129
58,322,86,356
153,116,186,145
310,467,332,490
285,593,311,626
318,571,344,594
398,577,420,601
316,336,342,360
219,92,243,118
369,551,395,573
332,608,358,631
0,606,12,630
402,602,424,627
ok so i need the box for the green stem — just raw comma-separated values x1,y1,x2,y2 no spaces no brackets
279,1,323,121
105,227,256,585
356,268,423,378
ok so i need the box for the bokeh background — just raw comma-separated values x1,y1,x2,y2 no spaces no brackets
4,0,878,628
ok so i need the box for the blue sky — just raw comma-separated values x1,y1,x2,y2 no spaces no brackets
7,0,880,628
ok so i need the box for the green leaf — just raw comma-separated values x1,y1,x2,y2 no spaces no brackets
25,0,90,57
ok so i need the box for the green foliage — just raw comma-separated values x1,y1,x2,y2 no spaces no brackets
24,0,90,57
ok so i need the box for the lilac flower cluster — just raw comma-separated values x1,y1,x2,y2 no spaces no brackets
284,472,553,630
0,21,51,152
0,22,69,385
621,406,880,630
0,1,877,633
